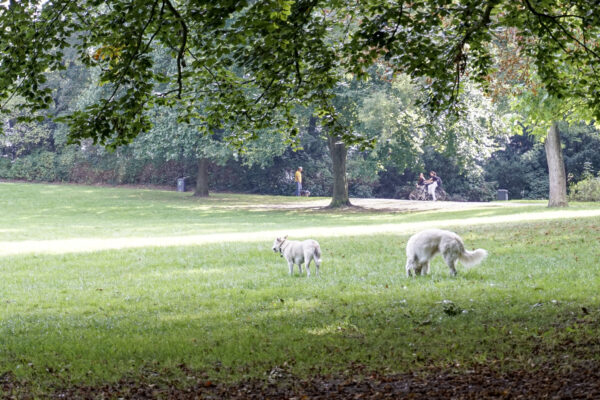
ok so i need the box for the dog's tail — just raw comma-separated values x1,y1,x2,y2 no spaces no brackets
459,248,488,268
314,244,322,264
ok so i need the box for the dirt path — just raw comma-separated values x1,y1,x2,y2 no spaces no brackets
344,198,532,211
235,197,534,212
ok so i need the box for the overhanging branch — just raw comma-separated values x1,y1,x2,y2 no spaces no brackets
164,0,188,99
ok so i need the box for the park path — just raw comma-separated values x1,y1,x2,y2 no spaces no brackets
0,198,597,257
231,197,532,211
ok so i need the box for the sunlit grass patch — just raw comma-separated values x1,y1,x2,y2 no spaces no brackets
0,183,599,393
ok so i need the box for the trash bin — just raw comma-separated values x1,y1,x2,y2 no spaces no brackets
497,189,508,201
176,177,186,192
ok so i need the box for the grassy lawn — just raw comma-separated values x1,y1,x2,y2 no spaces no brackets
1,182,600,394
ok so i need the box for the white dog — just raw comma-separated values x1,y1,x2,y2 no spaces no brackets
272,236,322,277
405,229,487,277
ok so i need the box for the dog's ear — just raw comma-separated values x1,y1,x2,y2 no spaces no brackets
284,235,288,239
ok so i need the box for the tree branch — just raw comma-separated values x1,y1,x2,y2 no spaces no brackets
164,0,188,99
458,1,496,49
449,1,497,102
0,0,76,112
102,0,161,108
520,0,585,21
522,0,600,60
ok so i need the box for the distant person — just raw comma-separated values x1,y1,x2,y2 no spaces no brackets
417,173,425,187
295,167,303,196
431,171,442,187
425,171,441,201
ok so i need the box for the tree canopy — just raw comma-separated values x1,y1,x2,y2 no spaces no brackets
1,0,600,149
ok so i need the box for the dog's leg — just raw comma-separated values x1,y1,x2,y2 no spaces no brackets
421,262,430,276
305,253,312,277
314,256,320,276
443,253,458,276
288,260,294,276
405,259,415,277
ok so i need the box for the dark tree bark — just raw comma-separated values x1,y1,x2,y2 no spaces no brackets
327,135,351,208
545,121,568,207
194,157,210,197
307,115,317,136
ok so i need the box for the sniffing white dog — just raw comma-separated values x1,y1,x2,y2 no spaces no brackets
272,236,322,277
405,229,487,277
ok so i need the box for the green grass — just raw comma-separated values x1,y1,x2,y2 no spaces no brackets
3,182,593,243
1,182,600,392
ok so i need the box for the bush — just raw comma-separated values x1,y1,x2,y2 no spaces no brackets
349,182,375,198
469,181,498,202
569,175,600,201
394,184,416,199
33,151,58,181
55,149,78,181
2,151,58,181
519,169,549,199
443,176,497,202
447,193,468,202
0,157,11,178
484,135,549,200
6,157,33,180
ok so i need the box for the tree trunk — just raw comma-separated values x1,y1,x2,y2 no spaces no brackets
545,121,568,207
194,157,210,197
327,135,351,208
307,115,317,136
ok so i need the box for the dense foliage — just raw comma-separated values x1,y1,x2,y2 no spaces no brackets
2,1,600,202
569,176,600,202
3,1,600,145
6,115,600,201
1,60,509,201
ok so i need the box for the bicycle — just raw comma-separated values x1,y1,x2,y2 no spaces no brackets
408,185,447,201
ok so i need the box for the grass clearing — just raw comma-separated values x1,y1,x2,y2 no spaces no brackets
1,182,599,393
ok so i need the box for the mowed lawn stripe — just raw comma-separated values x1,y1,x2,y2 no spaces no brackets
1,207,599,256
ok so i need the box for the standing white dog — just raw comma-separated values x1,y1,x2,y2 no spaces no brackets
272,236,322,277
405,229,487,277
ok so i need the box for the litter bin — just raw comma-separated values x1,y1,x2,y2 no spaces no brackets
176,177,186,192
497,189,508,201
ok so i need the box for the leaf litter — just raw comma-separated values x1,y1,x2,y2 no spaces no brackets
3,360,600,399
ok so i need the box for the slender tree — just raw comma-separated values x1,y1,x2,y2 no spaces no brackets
545,122,568,206
487,27,594,207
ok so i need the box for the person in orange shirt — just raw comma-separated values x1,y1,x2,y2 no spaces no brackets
295,167,303,196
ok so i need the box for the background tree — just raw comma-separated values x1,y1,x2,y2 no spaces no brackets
133,107,290,197
348,1,600,207
132,106,230,197
485,123,600,200
3,0,600,207
505,71,591,207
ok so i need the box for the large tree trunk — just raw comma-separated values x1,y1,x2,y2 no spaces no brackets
545,121,568,207
307,115,317,136
194,157,210,197
327,135,351,208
